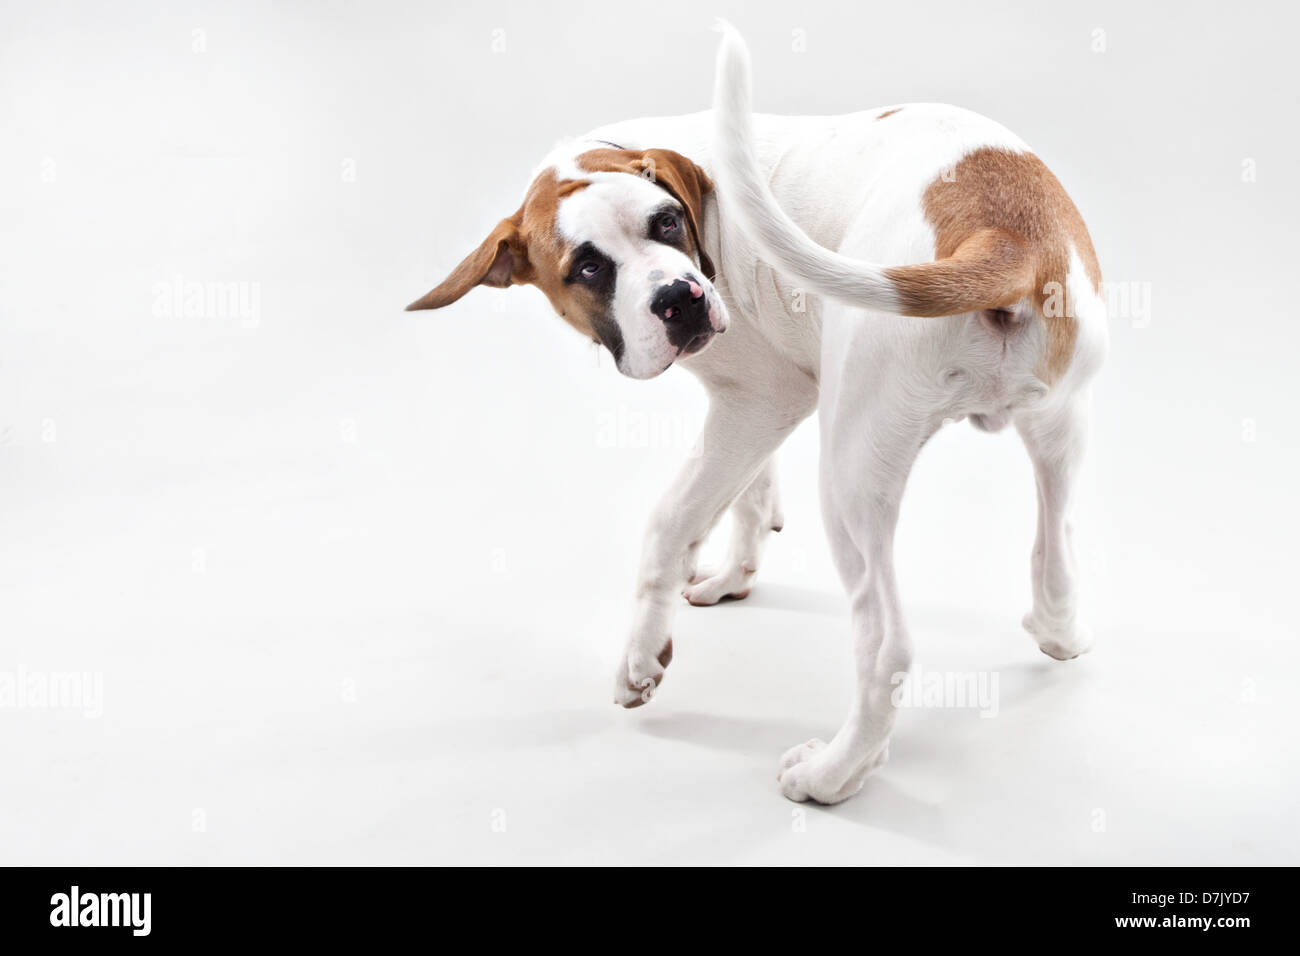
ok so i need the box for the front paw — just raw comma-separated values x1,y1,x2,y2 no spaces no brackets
776,737,888,804
681,564,755,606
1022,610,1092,661
613,639,674,709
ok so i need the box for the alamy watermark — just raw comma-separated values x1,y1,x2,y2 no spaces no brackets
152,275,261,328
891,665,999,718
595,403,704,455
1041,278,1152,327
0,667,103,718
50,886,150,936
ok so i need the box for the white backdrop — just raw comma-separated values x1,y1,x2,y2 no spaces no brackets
2,0,1297,864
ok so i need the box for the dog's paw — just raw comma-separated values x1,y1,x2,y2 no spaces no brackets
1022,611,1092,661
682,564,754,606
776,738,888,804
613,639,674,709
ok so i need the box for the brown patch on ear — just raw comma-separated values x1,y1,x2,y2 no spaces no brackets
576,147,717,280
405,171,594,314
405,216,528,311
876,108,902,120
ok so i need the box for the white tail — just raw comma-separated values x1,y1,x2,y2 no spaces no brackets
710,22,1037,319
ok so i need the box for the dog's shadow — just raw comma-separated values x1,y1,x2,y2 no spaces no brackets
640,657,1092,862
839,659,1091,856
728,582,848,617
637,710,829,758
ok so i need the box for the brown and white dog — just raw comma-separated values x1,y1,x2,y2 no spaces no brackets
407,24,1106,804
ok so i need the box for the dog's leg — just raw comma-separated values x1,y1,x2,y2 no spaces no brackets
777,391,928,804
1015,392,1093,660
615,387,813,708
681,457,783,606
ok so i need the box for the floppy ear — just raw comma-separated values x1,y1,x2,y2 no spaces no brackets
638,149,716,280
405,216,528,311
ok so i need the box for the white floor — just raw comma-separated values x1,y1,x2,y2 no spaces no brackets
2,1,1298,865
2,317,1295,865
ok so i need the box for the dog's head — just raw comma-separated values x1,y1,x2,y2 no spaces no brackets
406,147,728,379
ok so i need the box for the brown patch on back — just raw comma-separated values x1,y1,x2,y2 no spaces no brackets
884,148,1101,383
876,108,902,120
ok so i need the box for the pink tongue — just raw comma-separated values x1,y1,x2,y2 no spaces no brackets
687,280,704,300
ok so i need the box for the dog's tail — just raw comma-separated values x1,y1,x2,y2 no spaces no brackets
710,22,1036,318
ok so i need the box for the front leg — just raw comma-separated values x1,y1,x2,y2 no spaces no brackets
682,457,783,606
615,387,811,708
777,390,928,803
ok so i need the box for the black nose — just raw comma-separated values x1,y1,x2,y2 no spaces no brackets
650,279,707,324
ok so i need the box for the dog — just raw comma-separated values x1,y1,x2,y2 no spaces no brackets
407,24,1106,804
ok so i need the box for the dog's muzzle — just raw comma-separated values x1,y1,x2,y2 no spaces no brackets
650,277,720,356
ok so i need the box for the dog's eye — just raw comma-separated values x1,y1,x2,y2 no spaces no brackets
653,213,681,237
565,243,612,286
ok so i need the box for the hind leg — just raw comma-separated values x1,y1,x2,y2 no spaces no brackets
778,392,929,804
1015,392,1092,660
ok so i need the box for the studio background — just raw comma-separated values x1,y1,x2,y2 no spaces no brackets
2,0,1297,864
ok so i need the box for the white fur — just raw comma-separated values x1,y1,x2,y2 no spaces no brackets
540,26,1106,803
555,174,727,379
